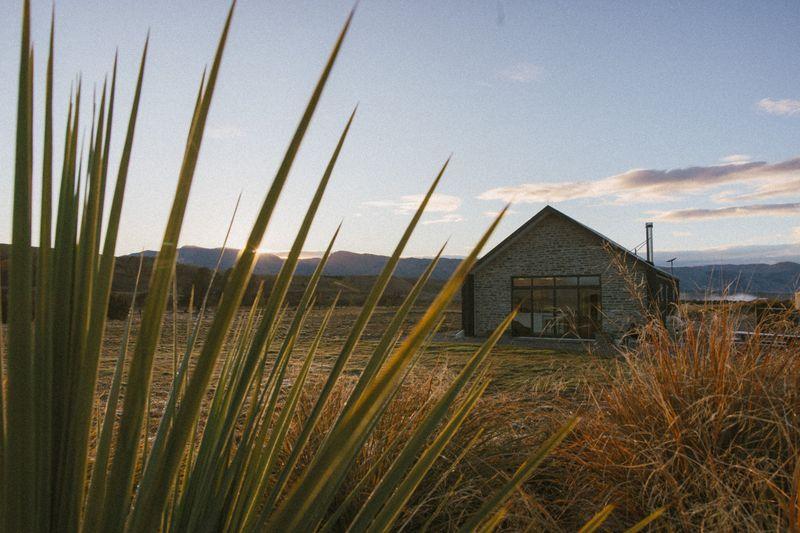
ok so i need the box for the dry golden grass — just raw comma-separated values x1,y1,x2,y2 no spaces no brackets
279,366,594,532
538,305,800,531
96,306,607,436
87,301,800,530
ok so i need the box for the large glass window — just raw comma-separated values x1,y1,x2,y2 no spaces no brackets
578,286,601,338
511,278,532,336
555,286,579,337
510,276,601,339
532,287,555,337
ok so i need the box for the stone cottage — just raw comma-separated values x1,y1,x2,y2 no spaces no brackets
461,205,678,340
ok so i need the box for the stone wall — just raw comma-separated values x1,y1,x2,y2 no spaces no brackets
472,212,649,339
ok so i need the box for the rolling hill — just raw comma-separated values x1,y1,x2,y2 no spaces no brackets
131,246,800,299
3,245,800,311
136,246,463,280
672,262,800,299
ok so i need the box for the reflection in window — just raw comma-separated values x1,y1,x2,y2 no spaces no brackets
555,287,579,337
532,287,555,337
511,287,532,336
578,287,601,338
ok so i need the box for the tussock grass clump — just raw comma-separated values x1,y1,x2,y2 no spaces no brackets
553,306,800,531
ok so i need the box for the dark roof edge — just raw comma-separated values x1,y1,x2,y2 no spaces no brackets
473,205,678,281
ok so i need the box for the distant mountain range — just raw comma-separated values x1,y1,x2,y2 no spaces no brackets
653,244,800,267
671,262,800,299
128,246,800,299
134,246,463,280
3,244,798,300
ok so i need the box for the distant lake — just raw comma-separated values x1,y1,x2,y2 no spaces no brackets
693,293,761,302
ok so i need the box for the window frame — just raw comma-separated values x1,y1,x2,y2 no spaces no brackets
510,275,602,339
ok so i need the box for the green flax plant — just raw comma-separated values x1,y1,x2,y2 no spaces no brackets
3,1,576,531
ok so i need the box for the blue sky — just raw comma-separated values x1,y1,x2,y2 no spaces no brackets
1,1,799,266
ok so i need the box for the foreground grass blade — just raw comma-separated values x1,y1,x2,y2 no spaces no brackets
365,379,491,532
349,241,447,401
126,8,352,532
99,5,235,530
398,428,486,532
249,222,339,425
624,507,666,533
231,294,341,532
266,204,508,531
321,396,467,533
89,37,147,350
5,1,35,530
347,309,518,532
82,254,145,533
476,507,508,533
458,414,579,532
50,82,79,501
263,160,450,522
60,85,107,524
35,12,55,530
62,39,146,532
0,257,4,436
578,504,616,533
144,193,240,479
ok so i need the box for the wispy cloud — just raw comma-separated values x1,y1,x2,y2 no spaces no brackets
716,178,800,203
757,98,800,117
478,156,800,205
421,213,465,225
719,154,752,164
672,230,692,237
650,202,800,222
363,193,461,214
498,62,543,83
479,181,598,204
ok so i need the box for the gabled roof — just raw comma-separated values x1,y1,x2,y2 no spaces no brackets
473,205,678,281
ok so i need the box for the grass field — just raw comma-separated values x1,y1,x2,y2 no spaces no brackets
98,306,611,408
92,306,614,530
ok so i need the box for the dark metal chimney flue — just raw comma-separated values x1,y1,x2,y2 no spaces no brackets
645,222,654,264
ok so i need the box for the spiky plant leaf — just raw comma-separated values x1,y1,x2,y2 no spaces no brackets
459,415,580,532
347,309,519,532
83,254,145,533
98,5,236,530
265,205,509,531
34,12,55,530
578,504,616,533
126,7,353,532
6,1,35,529
625,507,666,533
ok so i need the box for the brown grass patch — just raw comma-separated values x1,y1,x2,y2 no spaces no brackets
541,305,800,531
